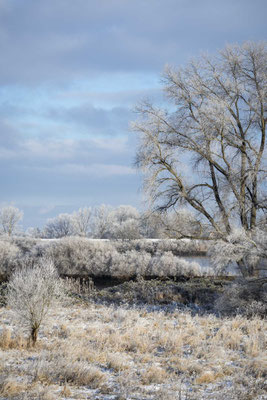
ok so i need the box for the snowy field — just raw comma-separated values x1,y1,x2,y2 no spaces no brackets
0,298,266,400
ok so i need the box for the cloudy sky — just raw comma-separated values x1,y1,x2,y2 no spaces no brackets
0,0,266,229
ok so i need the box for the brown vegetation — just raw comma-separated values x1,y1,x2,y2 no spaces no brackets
0,289,266,399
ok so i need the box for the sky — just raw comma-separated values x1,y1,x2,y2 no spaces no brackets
0,0,266,229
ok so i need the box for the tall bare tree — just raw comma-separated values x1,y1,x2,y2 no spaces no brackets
133,42,266,277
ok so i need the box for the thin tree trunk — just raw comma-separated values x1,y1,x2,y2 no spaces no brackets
30,326,39,346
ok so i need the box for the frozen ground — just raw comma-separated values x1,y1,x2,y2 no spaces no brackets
0,296,266,400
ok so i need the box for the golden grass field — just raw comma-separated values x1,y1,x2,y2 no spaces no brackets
0,294,266,400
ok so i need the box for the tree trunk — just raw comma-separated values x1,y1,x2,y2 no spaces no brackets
30,326,39,346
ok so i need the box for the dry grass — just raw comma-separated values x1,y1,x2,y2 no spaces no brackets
0,298,266,399
0,327,27,350
0,377,28,397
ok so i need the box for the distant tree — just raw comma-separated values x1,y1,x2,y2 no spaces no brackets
26,227,42,238
92,205,142,239
0,206,23,236
139,211,163,238
110,205,141,239
91,205,113,239
72,207,92,237
6,258,63,345
43,213,74,238
133,42,267,277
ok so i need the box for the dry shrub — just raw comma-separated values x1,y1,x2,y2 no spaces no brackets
141,365,168,384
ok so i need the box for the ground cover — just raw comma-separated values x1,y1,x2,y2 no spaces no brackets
0,281,266,400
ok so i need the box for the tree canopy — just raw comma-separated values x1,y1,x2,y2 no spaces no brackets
133,42,266,276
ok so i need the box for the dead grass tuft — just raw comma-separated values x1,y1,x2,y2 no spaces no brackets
195,370,223,384
0,328,27,350
106,352,130,371
0,377,27,397
60,382,72,397
141,365,168,384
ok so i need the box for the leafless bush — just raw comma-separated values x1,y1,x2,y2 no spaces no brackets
6,258,63,345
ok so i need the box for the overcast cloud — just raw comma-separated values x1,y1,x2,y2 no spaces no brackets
0,0,266,228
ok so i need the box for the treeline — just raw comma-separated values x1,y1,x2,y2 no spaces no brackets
0,204,169,239
37,205,161,239
0,204,210,240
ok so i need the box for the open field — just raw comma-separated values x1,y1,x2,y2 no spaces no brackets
0,285,266,400
0,237,266,399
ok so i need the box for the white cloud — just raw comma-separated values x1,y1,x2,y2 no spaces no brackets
39,205,57,215
39,163,136,178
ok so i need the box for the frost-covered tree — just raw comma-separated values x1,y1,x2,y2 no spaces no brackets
0,206,23,236
162,209,206,239
110,205,141,239
91,204,113,239
211,228,267,276
43,213,74,238
6,258,63,345
139,211,165,238
133,42,266,277
72,207,92,237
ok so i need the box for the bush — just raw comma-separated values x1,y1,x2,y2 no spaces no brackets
43,237,114,276
6,258,63,345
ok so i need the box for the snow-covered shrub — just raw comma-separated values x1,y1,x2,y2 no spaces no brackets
110,250,151,278
9,237,38,255
148,252,203,277
6,258,63,345
0,240,20,280
43,237,115,276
